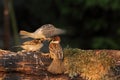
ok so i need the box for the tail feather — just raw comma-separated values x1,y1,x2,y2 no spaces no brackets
47,59,65,74
20,35,29,38
20,30,31,35
20,30,31,38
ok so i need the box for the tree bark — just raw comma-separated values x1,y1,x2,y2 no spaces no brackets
0,49,52,75
3,0,11,49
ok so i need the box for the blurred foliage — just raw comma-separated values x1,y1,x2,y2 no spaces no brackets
9,0,20,46
12,0,120,49
92,37,119,49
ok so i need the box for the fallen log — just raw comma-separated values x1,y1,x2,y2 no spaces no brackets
0,48,119,80
0,49,52,75
0,72,84,80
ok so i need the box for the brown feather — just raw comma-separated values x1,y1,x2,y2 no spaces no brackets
20,30,31,35
47,36,64,74
47,59,65,74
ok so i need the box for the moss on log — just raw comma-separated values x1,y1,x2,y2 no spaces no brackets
63,48,120,80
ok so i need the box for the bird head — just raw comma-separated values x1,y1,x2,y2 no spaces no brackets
51,36,61,43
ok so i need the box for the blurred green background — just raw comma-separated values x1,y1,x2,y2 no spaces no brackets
1,0,120,50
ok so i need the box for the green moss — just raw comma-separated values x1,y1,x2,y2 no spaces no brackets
63,48,116,80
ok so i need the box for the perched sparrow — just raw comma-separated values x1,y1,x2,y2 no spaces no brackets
20,24,65,40
47,36,64,74
20,39,43,52
49,36,63,60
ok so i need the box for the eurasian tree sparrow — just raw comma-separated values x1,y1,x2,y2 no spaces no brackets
47,36,64,74
20,39,43,52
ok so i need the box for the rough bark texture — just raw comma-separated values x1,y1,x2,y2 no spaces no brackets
0,49,52,74
0,49,119,80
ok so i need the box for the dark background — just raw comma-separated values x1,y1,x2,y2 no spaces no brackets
1,0,120,50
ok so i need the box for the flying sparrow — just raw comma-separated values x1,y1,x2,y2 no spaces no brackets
20,24,65,40
20,39,43,52
47,36,64,74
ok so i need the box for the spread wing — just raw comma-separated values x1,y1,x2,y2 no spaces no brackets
43,28,65,38
35,24,66,38
34,24,54,34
